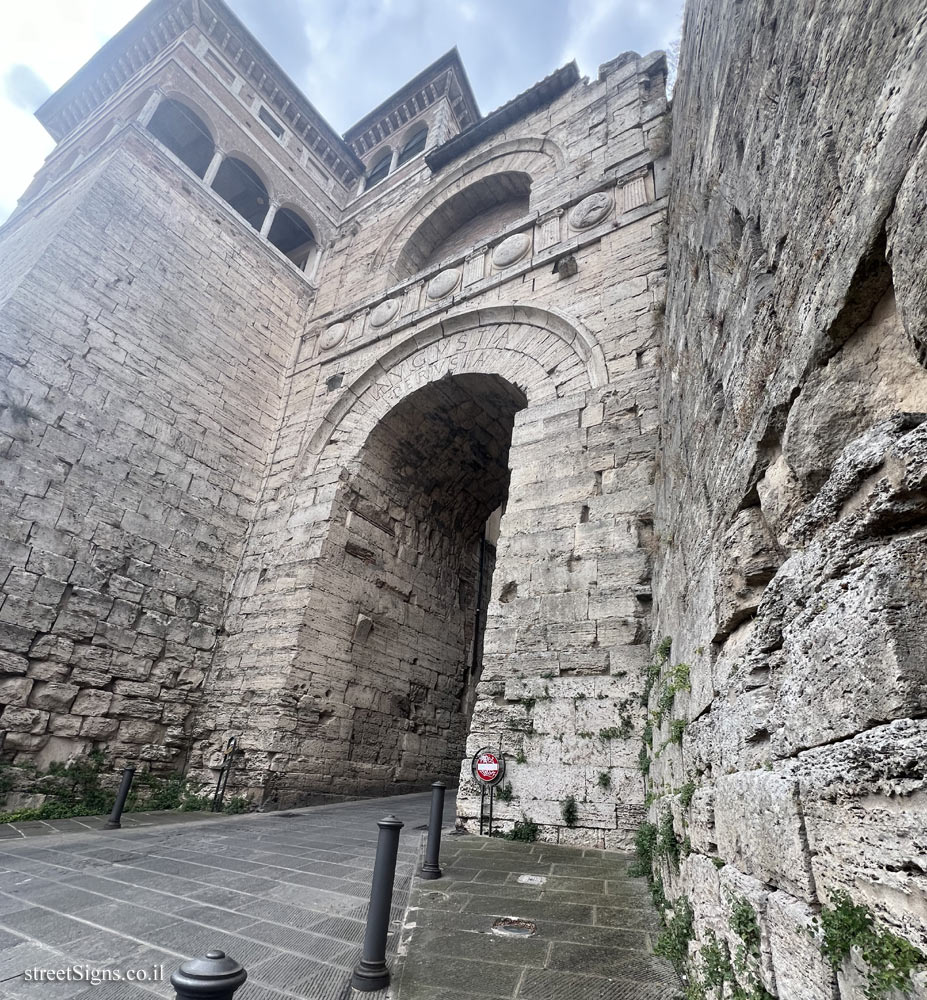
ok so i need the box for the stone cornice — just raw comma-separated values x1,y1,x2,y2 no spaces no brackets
343,49,480,158
425,62,579,174
194,0,363,187
35,0,364,190
36,0,195,142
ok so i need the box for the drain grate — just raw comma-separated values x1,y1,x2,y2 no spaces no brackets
492,917,537,937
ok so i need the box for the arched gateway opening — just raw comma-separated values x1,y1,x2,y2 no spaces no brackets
315,373,527,790
192,309,609,808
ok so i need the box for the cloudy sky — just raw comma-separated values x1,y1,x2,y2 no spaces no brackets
0,0,682,223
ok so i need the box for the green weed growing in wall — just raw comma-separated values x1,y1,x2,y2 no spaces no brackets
561,794,578,828
658,807,680,872
814,891,926,999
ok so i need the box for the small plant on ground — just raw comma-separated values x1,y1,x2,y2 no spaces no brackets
496,782,514,803
0,753,217,823
629,820,657,877
221,795,252,815
504,815,539,842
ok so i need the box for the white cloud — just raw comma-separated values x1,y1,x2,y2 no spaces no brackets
0,0,147,222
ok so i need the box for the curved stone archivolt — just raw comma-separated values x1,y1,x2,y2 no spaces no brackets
373,135,565,274
301,304,607,474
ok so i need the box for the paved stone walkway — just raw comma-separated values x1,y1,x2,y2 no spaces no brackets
0,793,429,1000
0,794,677,1000
393,834,680,1000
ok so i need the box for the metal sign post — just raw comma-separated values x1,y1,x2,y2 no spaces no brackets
471,747,505,837
212,736,238,812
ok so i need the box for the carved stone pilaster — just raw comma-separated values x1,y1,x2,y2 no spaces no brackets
464,248,486,286
535,209,563,252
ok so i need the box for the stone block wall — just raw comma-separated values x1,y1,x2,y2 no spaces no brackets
650,1,927,995
0,128,310,773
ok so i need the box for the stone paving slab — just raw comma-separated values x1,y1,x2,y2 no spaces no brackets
0,810,223,841
390,833,679,1000
0,792,433,1000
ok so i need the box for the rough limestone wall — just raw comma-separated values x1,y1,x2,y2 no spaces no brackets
0,131,310,780
651,1,927,996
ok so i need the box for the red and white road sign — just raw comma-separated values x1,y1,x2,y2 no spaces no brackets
475,751,501,783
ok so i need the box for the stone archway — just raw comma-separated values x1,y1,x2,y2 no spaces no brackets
192,307,643,817
293,372,528,794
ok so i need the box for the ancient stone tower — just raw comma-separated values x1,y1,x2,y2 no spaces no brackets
2,0,926,993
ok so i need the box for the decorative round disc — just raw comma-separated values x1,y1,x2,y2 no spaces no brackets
319,322,347,351
492,232,531,268
426,267,461,300
568,191,613,230
369,298,400,328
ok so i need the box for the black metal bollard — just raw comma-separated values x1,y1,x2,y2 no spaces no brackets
103,766,136,830
420,781,446,880
351,814,405,992
171,949,247,1000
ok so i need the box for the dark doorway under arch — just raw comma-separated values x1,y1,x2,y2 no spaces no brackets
305,373,527,793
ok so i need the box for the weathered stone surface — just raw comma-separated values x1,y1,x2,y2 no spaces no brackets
794,720,927,952
766,891,837,1000
2,706,49,734
714,772,816,902
27,681,79,713
0,677,32,706
649,0,927,988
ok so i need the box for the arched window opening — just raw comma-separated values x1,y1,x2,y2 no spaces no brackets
366,151,392,188
397,127,427,167
211,157,269,229
268,208,317,270
396,171,532,277
147,98,214,178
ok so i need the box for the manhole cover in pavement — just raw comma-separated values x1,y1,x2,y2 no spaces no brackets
492,917,537,937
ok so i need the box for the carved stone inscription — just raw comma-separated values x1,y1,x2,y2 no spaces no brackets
354,327,573,423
